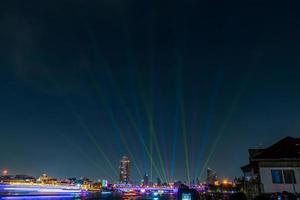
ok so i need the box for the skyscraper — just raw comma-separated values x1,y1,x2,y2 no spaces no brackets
119,156,130,183
143,173,149,186
207,168,217,185
156,177,161,186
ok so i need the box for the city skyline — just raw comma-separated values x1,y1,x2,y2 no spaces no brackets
0,0,300,183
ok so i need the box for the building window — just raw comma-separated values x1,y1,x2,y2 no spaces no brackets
271,169,297,184
283,170,296,184
271,170,283,184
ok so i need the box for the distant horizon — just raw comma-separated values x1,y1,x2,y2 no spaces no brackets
2,135,298,182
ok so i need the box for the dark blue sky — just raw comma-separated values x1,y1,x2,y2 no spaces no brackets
0,0,299,182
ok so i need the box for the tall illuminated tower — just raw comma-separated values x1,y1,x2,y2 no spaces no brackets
119,156,130,183
207,168,217,185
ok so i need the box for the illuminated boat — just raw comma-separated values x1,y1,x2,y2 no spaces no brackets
0,183,84,196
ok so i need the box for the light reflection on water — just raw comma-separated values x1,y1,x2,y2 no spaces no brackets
0,196,77,200
0,194,176,200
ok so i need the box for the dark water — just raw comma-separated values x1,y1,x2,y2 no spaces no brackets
0,193,176,200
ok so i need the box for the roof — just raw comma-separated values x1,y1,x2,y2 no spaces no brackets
248,149,264,157
251,136,300,160
240,164,253,171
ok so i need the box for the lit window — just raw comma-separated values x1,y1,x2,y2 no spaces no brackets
271,170,283,184
283,170,296,184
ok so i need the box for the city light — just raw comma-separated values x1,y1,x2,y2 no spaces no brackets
2,169,8,176
0,1,297,198
140,188,146,193
222,179,228,185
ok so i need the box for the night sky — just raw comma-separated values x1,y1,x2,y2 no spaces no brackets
0,0,300,183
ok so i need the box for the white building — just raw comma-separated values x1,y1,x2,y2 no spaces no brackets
259,166,299,193
241,137,300,197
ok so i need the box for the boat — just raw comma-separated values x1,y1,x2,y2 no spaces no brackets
0,183,84,196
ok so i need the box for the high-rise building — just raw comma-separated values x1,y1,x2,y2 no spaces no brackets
157,177,162,186
143,173,149,186
207,168,217,185
119,156,130,183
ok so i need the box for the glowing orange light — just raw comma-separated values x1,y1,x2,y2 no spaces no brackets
214,181,220,186
222,179,228,185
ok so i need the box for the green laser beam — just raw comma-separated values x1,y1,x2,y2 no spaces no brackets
43,68,118,178
176,66,190,182
71,111,119,177
85,24,165,181
146,109,168,183
180,99,190,183
86,70,143,180
137,74,168,183
60,133,114,181
106,71,165,182
82,25,146,180
199,69,254,179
